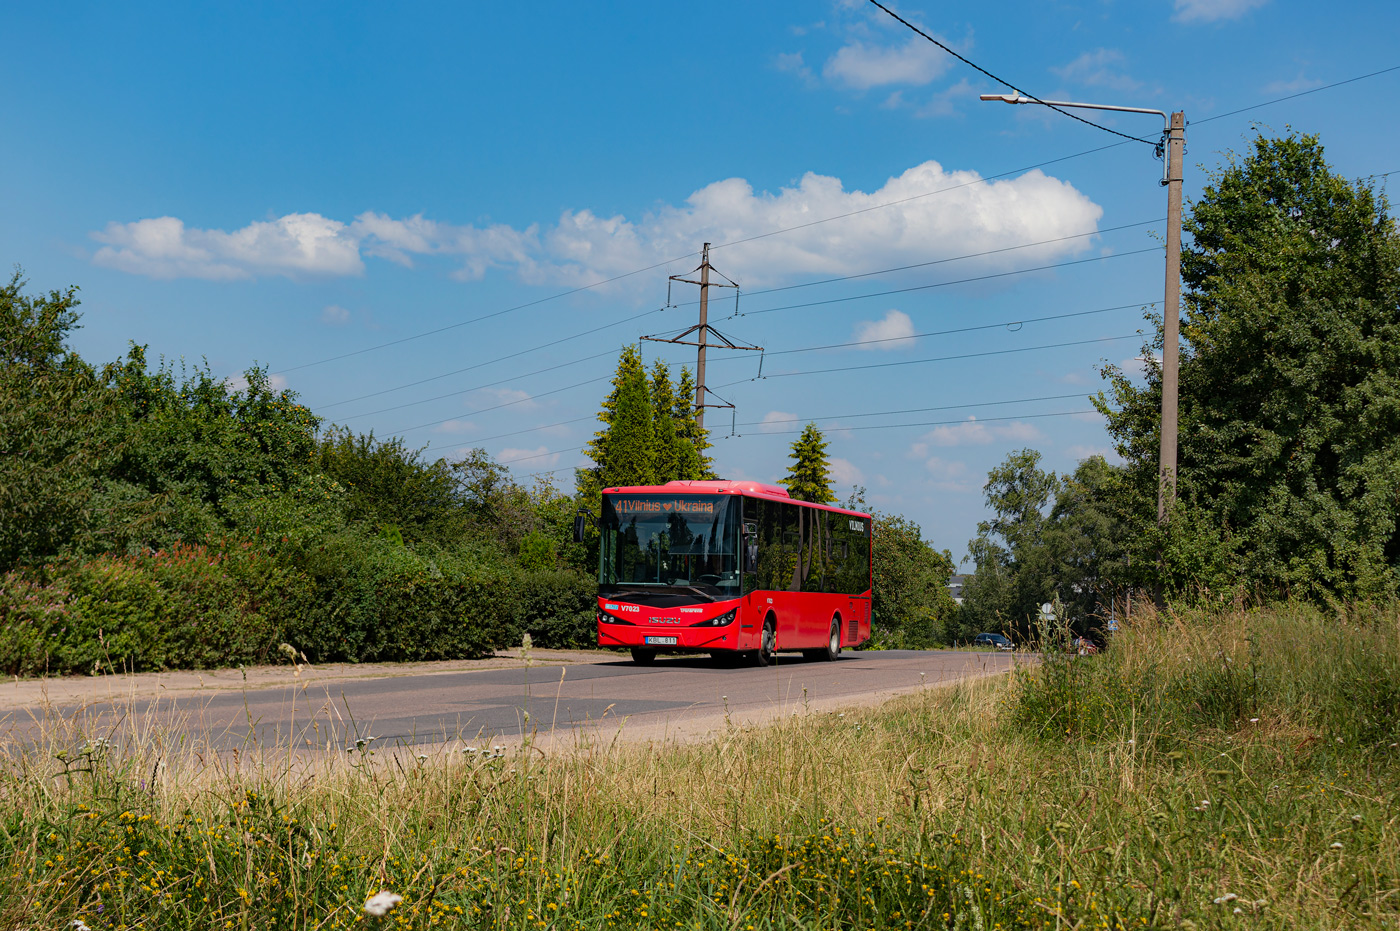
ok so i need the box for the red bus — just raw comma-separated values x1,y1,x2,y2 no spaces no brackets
579,480,872,665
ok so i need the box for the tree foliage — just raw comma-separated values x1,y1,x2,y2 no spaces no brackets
1097,131,1400,600
959,450,1128,638
578,345,714,501
781,423,835,503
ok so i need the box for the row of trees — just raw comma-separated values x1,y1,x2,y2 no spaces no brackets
959,131,1400,635
2,269,963,673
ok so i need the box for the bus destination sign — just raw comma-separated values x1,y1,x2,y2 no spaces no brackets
613,498,716,515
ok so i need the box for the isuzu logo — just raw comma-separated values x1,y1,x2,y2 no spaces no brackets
651,617,682,625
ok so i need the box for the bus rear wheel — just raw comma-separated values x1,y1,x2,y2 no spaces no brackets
804,620,842,662
754,618,778,667
630,647,657,665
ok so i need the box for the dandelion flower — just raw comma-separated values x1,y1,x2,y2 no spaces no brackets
364,891,403,916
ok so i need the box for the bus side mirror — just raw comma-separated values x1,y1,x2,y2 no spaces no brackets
573,513,587,544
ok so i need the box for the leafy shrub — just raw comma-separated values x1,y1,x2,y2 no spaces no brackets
0,543,310,676
512,569,595,649
286,530,516,663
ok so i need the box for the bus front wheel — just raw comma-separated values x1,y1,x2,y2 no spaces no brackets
630,647,657,665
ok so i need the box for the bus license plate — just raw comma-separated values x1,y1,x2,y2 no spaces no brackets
645,636,677,646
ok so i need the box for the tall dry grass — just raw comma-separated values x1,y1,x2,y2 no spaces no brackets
2,603,1396,930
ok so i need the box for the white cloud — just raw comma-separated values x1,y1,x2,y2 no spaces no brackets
90,160,1103,289
498,446,559,468
1060,371,1091,386
1262,72,1323,95
1052,49,1142,92
774,51,816,87
93,213,363,280
917,416,1043,447
320,304,351,325
434,419,478,435
351,212,536,281
759,411,799,433
477,387,537,410
852,309,916,350
921,455,975,492
1172,0,1269,23
823,35,953,89
913,78,976,119
828,457,865,489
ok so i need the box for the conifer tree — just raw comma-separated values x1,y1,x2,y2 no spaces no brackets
649,359,679,483
781,423,835,503
672,367,716,480
578,345,655,499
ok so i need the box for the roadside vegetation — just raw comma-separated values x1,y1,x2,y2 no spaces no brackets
5,602,1395,929
0,276,959,677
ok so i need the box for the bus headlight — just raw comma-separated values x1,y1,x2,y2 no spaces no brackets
690,609,737,628
597,609,635,626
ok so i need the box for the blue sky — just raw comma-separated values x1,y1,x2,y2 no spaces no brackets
4,0,1397,561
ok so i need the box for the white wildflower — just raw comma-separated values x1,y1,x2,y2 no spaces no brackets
72,921,93,931
1330,842,1343,850
364,891,403,916
1212,893,1237,904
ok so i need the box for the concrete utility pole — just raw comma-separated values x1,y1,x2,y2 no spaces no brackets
642,243,760,434
980,94,1186,525
1158,111,1185,524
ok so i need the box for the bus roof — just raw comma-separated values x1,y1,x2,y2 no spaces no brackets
601,479,871,519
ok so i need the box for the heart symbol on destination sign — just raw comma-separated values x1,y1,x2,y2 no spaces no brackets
662,502,673,511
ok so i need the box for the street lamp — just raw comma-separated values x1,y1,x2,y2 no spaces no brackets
980,94,1185,525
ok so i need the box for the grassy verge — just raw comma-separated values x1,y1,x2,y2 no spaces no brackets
3,604,1397,929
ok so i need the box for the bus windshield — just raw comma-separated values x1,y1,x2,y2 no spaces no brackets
598,495,740,601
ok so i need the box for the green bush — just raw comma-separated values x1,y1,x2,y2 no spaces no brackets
0,543,309,676
286,531,517,663
512,568,596,649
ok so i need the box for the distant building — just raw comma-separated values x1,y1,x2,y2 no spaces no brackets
947,574,968,605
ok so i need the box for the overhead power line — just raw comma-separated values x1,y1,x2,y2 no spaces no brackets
314,220,1161,414
271,143,1136,377
670,218,1163,309
431,303,1150,447
497,408,1098,467
272,62,1396,378
867,0,1154,145
1193,64,1400,125
739,248,1161,318
715,333,1140,389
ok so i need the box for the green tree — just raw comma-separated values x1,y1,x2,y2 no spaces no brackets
0,272,120,568
781,423,835,503
671,367,714,480
649,360,679,482
580,344,655,493
316,427,464,545
1097,131,1400,599
959,449,1060,638
870,511,958,647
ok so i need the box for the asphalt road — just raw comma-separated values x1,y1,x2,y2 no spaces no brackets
17,650,1021,754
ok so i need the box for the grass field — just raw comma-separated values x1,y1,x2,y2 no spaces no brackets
2,604,1396,930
